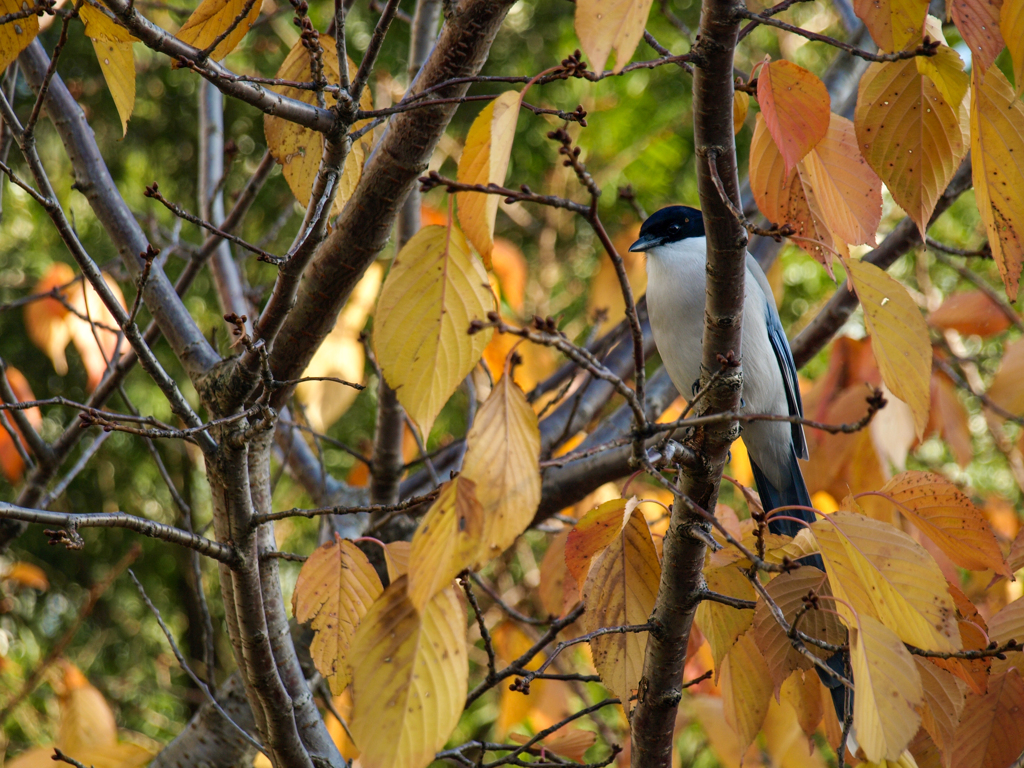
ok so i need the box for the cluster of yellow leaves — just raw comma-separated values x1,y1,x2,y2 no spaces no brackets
291,369,541,768
7,663,158,768
264,37,373,217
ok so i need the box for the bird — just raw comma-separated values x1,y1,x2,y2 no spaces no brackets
629,204,850,720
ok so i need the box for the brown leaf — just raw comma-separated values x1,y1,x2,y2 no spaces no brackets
951,669,1024,768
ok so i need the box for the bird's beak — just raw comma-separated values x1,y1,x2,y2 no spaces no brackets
628,234,660,253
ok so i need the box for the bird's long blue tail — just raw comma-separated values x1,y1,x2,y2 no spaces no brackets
749,448,851,724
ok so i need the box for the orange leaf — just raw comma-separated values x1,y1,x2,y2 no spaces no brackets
5,562,48,591
491,238,527,314
734,91,749,135
951,0,1004,73
749,113,848,269
24,263,76,375
951,669,1024,768
855,59,966,238
564,498,631,594
0,366,40,483
878,471,1010,576
756,59,831,176
929,290,1012,337
574,0,655,73
917,656,968,762
509,728,597,762
987,337,1024,416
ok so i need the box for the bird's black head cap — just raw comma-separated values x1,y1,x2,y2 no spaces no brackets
628,206,705,252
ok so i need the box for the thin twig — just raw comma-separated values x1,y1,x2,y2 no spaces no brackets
128,570,268,756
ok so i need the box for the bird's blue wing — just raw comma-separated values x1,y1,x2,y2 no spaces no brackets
764,296,808,460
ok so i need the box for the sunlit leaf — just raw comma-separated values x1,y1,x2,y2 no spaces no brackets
695,564,755,679
811,511,960,652
263,37,372,217
490,238,528,314
749,113,848,269
801,113,883,247
350,579,468,768
854,0,926,50
176,0,261,61
292,537,384,694
581,504,660,714
970,64,1024,301
846,258,931,438
951,670,1024,768
509,728,597,762
564,498,631,594
384,541,411,581
24,263,76,376
0,0,39,71
756,59,831,176
4,562,48,591
878,472,1009,575
720,632,774,752
374,224,495,436
850,614,923,762
80,4,137,136
408,477,484,610
855,59,965,238
574,0,655,73
460,372,540,564
457,91,520,266
916,45,969,112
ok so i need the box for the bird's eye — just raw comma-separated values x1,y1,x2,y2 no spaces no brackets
668,224,680,234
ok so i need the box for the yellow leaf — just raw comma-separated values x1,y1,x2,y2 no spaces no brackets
916,46,969,111
1001,0,1024,96
854,0,927,50
733,91,749,135
581,505,660,714
950,670,1024,768
538,530,572,618
80,5,137,136
374,224,494,436
457,92,520,266
780,669,825,744
878,471,1010,576
176,0,262,61
846,257,931,439
9,742,156,768
694,564,755,680
565,498,630,594
757,59,831,177
916,657,967,762
407,477,484,610
0,0,39,72
801,113,883,247
686,694,767,768
811,511,960,652
459,373,540,564
296,263,381,431
574,0,655,73
384,540,411,581
970,64,1024,301
750,566,847,691
855,59,965,238
850,614,923,762
763,679,828,768
750,113,848,269
720,633,774,751
350,578,468,768
263,37,372,217
292,537,384,694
